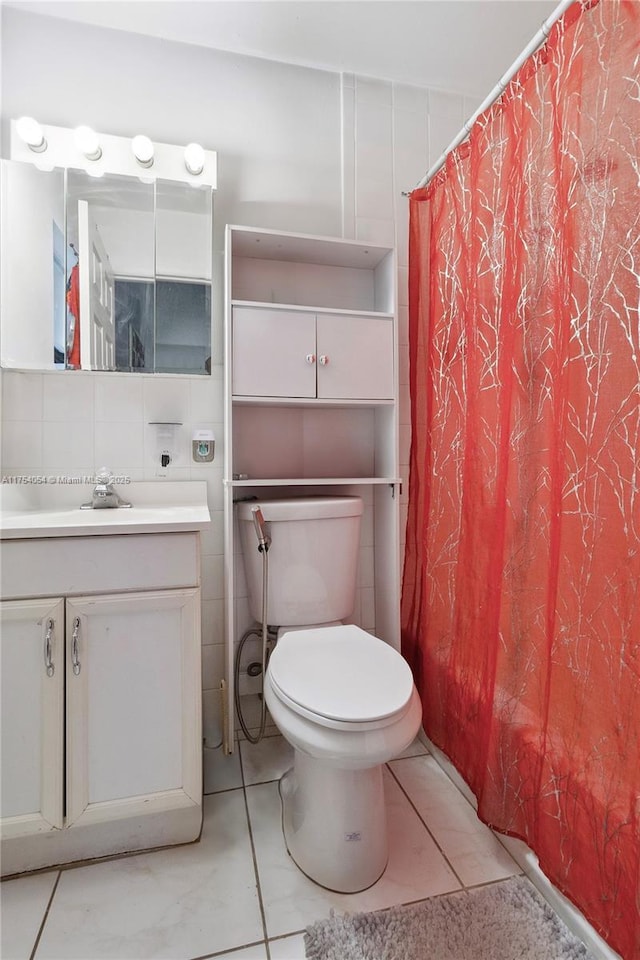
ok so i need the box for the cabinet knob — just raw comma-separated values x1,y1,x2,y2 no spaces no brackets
319,354,329,366
305,354,316,365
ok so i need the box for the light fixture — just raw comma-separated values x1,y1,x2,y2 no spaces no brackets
131,134,154,168
16,116,47,153
184,142,205,176
74,125,102,161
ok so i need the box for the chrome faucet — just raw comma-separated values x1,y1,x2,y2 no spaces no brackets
81,469,132,510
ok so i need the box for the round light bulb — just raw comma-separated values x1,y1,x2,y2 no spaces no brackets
74,125,102,161
184,142,205,176
16,116,47,152
132,134,154,167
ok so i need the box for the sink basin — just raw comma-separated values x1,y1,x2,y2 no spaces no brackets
0,481,211,539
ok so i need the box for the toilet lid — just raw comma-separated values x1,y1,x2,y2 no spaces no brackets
268,624,415,723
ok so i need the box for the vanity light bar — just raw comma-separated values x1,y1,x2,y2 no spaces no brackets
10,120,217,189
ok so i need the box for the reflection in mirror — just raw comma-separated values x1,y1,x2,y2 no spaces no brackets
0,160,213,374
154,180,212,375
114,280,211,374
66,170,155,371
114,280,154,371
0,161,65,370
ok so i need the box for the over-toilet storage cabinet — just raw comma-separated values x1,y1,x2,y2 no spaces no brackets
223,225,400,752
0,532,202,876
232,307,394,400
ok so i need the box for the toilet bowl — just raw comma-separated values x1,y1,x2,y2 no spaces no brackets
264,623,422,892
237,496,422,892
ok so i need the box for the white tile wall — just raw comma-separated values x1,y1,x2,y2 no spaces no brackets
43,374,94,422
94,376,143,422
2,370,43,420
429,88,465,120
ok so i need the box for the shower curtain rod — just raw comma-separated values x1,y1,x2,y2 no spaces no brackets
405,0,576,194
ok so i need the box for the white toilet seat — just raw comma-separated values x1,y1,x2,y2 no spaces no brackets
268,624,415,731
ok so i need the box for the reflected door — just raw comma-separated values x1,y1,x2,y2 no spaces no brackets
78,199,116,370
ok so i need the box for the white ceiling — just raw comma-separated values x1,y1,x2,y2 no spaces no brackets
5,0,559,97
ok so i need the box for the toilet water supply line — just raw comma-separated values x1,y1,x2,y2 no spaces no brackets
234,506,272,744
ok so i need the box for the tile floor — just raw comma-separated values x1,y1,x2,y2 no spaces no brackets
0,736,568,960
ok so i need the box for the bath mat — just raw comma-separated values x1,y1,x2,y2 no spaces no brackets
304,875,595,959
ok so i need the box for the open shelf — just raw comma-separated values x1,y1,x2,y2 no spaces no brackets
225,477,402,488
229,225,393,269
230,299,393,320
232,395,395,407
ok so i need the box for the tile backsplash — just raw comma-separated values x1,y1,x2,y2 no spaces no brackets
1,367,223,480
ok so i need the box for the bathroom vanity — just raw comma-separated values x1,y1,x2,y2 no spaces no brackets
0,482,209,876
223,226,401,752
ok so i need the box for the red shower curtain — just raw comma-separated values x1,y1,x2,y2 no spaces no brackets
402,2,639,956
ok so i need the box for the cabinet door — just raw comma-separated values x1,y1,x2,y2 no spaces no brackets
65,589,201,829
0,599,64,839
317,314,394,400
232,307,316,397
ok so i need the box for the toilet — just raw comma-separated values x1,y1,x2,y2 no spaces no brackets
237,496,422,893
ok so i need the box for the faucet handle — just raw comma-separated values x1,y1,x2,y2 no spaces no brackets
95,467,113,485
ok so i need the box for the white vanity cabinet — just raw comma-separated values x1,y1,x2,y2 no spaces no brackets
223,225,401,753
0,599,65,840
65,589,200,828
0,530,203,876
232,306,394,400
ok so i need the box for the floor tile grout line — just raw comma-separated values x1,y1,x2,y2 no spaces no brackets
189,937,268,960
240,745,272,960
334,874,521,920
385,761,466,890
388,755,522,882
28,870,61,960
268,928,307,942
403,747,523,876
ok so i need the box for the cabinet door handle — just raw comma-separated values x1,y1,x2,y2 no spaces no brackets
44,618,55,678
71,617,82,675
305,353,316,365
319,354,329,366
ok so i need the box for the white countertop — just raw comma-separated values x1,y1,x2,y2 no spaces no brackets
0,481,211,539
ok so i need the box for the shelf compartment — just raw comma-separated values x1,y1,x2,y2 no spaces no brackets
231,405,399,482
229,225,395,315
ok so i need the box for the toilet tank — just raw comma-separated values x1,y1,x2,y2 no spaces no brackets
237,496,363,627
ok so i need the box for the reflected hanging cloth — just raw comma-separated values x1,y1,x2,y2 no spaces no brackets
402,2,640,957
66,261,80,369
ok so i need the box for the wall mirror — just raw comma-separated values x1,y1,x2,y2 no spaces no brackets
1,126,215,375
